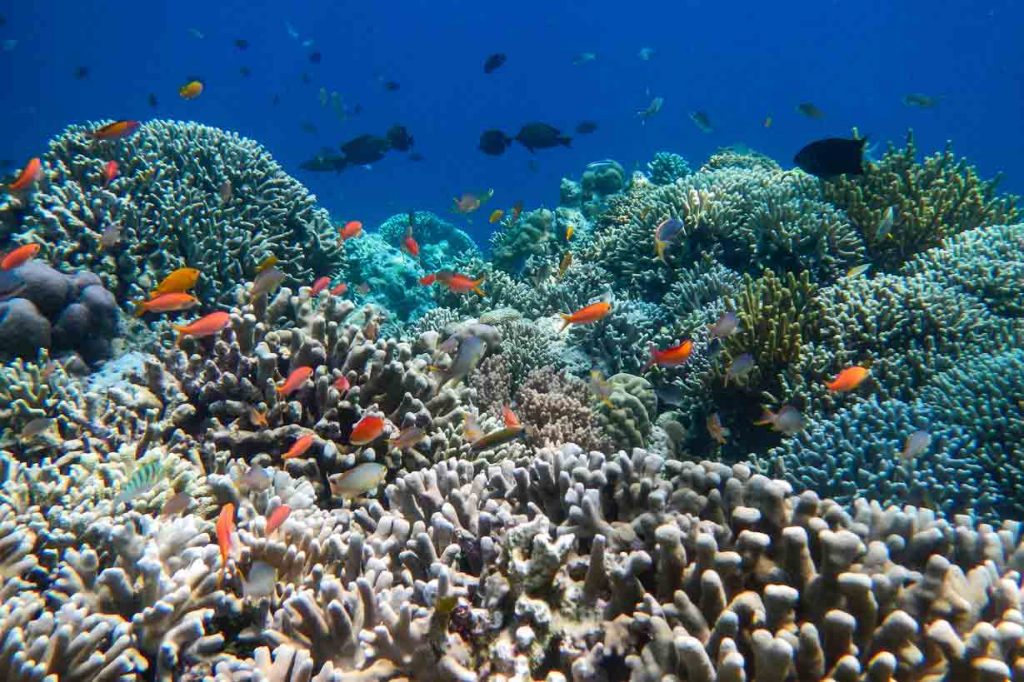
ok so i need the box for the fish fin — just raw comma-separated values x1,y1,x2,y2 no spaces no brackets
472,276,487,297
558,314,571,332
133,301,148,317
753,410,775,427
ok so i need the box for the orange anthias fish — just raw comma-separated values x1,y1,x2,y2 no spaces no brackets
282,433,315,459
1,243,40,270
330,282,348,296
826,365,870,392
437,272,486,296
102,160,119,185
7,157,42,192
179,79,204,100
402,228,420,258
310,276,330,295
419,273,437,286
173,311,232,344
265,505,291,536
90,120,141,140
340,220,363,241
134,292,198,317
488,209,504,224
707,413,731,445
216,502,236,586
510,200,523,222
350,414,386,446
151,267,200,297
644,339,693,371
277,366,314,396
334,374,351,395
502,405,520,428
559,301,611,331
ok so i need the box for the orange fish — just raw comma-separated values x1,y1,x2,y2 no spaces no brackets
179,79,204,99
265,505,291,536
402,228,420,257
419,274,437,286
437,272,485,296
216,502,236,586
7,157,42,192
248,405,268,429
134,292,198,317
488,209,504,224
90,120,140,140
102,160,119,185
502,405,520,428
173,311,231,344
330,282,348,296
826,365,870,392
0,243,40,270
310,276,330,295
277,366,313,396
334,374,351,395
151,267,200,298
282,433,315,459
510,200,523,222
558,301,611,331
350,414,385,446
340,220,363,241
644,339,693,371
707,413,731,445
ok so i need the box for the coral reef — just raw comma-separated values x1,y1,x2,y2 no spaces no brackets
647,151,691,185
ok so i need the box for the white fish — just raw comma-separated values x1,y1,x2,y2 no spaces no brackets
243,561,277,599
329,463,387,499
900,430,932,462
845,263,872,279
875,206,896,240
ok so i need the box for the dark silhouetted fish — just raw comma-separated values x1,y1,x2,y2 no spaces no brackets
383,80,400,91
148,93,158,108
483,53,507,74
340,134,391,165
575,120,598,134
300,152,348,173
234,38,249,50
479,129,512,156
386,125,414,152
797,102,825,119
794,137,866,178
309,51,322,64
240,66,251,77
74,66,89,80
514,122,571,152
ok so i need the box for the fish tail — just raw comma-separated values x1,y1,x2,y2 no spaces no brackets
654,240,667,264
753,410,775,427
558,314,571,332
133,301,148,317
472,276,486,297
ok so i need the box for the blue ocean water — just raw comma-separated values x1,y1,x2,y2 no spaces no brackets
2,0,1021,241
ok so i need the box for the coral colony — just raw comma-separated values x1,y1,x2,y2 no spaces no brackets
0,120,1021,680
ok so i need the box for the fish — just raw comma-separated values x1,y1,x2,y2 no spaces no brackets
90,120,141,141
7,157,42,192
707,413,730,445
330,282,348,296
355,282,371,295
489,209,505,224
902,93,939,108
707,311,740,339
589,370,614,407
386,124,415,152
825,365,870,392
20,417,56,441
134,292,198,317
237,465,271,493
514,122,571,151
310,276,331,296
453,189,494,214
654,217,685,262
114,460,164,506
329,463,387,499
219,180,233,204
402,228,420,257
173,311,232,344
265,505,291,535
463,413,484,442
754,405,805,435
350,414,386,446
576,120,598,134
382,80,400,91
438,335,487,386
557,252,573,279
255,255,278,273
419,274,437,286
436,272,486,296
309,50,322,64
502,405,520,428
469,425,526,453
340,134,391,165
300,121,318,135
216,503,236,586
187,27,205,39
363,316,379,341
573,52,597,65
160,492,191,516
479,129,512,156
1,243,40,270
796,102,825,119
637,97,664,123
99,222,123,250
645,339,693,371
340,220,363,241
388,425,425,450
282,433,315,459
689,111,713,133
559,301,612,331
102,160,118,184
483,53,507,74
242,561,276,600
234,38,249,50
875,206,896,240
333,374,351,395
900,430,932,462
278,366,314,396
725,353,755,383
249,266,285,301
248,405,268,428
638,47,656,61
565,224,575,240
151,268,200,297
794,137,866,178
148,93,158,108
179,79,204,100
763,116,773,128
240,66,251,77
845,263,872,279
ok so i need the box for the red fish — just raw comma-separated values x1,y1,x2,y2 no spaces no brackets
350,414,385,445
1,243,40,270
437,272,485,296
510,200,523,222
7,157,42,192
265,505,291,536
330,282,348,295
340,220,363,241
216,503,236,586
134,292,198,317
173,311,231,344
419,274,437,286
333,374,351,395
402,228,420,257
310,276,330,295
282,433,315,459
644,339,693,371
559,301,611,331
90,120,141,140
826,365,870,392
502,405,520,428
277,366,313,396
103,160,119,185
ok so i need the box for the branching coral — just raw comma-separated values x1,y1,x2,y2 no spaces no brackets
647,152,691,185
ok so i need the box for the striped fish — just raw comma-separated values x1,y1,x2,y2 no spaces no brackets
114,460,165,506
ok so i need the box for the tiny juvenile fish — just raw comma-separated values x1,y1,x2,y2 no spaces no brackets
707,311,739,339
99,222,123,250
754,405,805,435
388,425,425,450
217,503,236,585
102,160,119,184
248,405,268,428
255,255,278,273
114,460,165,506
277,366,314,396
242,561,276,599
707,413,730,445
1,243,40,270
726,353,755,383
900,430,932,462
559,301,611,331
250,266,285,301
310,276,330,296
589,370,614,407
797,102,825,119
826,365,870,392
179,79,204,100
329,462,387,499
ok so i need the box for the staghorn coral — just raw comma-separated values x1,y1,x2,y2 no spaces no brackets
823,131,1019,269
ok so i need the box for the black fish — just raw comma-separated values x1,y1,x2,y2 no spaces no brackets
575,120,598,134
240,66,251,78
386,124,414,152
234,38,249,50
514,122,571,152
483,53,507,74
272,93,281,106
148,93,158,108
300,154,348,172
340,134,391,165
74,66,89,80
0,270,25,300
309,51,322,64
478,129,511,156
794,137,866,178
382,80,400,92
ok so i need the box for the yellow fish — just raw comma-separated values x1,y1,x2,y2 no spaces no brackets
557,252,573,279
565,224,575,240
150,267,200,298
255,255,278,273
488,209,504,224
